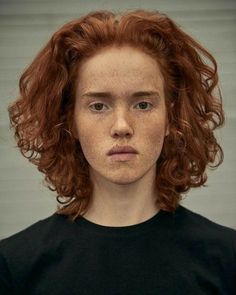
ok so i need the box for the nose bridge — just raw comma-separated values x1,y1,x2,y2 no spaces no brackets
113,103,132,124
111,104,134,136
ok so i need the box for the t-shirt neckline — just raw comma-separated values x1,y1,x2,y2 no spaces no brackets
76,209,169,236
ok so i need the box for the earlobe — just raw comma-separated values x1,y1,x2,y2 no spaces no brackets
165,121,170,137
165,127,170,137
165,103,173,137
71,122,79,139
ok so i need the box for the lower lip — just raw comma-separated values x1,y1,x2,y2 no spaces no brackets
109,153,137,161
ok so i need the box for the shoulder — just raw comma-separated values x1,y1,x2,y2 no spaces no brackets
0,213,73,257
175,205,236,233
173,205,236,252
0,213,76,291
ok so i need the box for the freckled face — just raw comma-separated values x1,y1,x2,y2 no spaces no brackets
73,45,169,185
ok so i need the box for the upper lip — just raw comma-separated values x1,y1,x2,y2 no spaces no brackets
107,145,138,155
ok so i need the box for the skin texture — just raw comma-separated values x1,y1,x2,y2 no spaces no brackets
73,45,169,226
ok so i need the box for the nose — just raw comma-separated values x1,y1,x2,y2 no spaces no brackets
110,109,134,138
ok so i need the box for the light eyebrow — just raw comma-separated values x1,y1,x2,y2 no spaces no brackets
82,91,160,99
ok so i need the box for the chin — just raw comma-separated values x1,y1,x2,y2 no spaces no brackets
105,172,144,185
110,179,137,185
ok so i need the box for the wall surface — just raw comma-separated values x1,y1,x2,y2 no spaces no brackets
0,0,235,239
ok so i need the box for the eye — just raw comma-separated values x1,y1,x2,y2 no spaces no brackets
89,103,108,112
89,101,153,112
136,101,153,110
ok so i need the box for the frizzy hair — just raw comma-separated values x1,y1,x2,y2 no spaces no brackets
8,9,224,220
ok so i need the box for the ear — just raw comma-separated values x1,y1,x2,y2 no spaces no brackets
165,122,170,137
165,102,174,137
71,120,79,139
165,111,170,137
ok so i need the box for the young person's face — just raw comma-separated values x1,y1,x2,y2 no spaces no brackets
73,45,169,185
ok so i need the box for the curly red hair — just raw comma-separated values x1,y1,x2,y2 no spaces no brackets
8,9,224,220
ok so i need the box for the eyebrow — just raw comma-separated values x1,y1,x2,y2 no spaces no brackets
81,91,160,99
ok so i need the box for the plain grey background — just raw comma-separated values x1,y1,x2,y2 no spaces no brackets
0,0,235,239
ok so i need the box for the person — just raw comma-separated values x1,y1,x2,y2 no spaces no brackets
0,9,235,295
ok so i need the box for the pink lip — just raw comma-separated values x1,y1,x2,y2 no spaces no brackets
107,145,138,156
108,153,137,161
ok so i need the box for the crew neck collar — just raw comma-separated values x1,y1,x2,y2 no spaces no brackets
75,208,172,236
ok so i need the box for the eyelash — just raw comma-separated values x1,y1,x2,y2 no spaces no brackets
89,101,153,112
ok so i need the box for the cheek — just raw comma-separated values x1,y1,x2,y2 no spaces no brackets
78,135,99,164
75,117,104,162
142,121,167,156
74,112,92,141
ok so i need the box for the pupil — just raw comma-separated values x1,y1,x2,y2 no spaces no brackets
139,102,147,109
95,103,103,110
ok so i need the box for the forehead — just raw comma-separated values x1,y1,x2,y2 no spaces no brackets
76,46,164,94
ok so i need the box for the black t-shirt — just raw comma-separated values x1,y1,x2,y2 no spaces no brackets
0,205,235,295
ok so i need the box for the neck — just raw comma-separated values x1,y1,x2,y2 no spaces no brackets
83,167,160,227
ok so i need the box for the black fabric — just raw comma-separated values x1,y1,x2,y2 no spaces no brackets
0,205,235,295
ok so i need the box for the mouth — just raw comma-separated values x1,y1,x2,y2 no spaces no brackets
108,152,137,161
107,145,138,156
